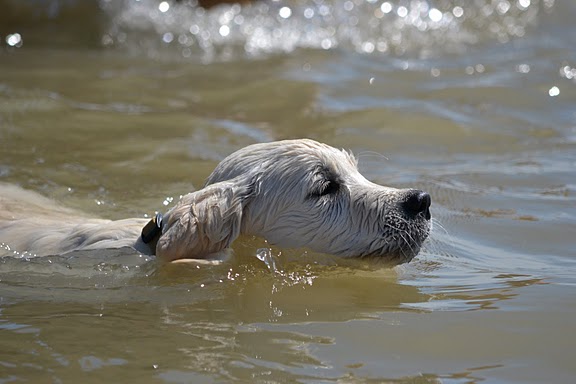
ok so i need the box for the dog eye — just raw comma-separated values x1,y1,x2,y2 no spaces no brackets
308,166,341,199
317,180,340,197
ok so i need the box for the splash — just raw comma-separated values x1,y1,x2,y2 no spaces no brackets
256,247,280,272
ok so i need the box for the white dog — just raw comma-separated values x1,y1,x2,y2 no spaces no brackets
0,139,431,265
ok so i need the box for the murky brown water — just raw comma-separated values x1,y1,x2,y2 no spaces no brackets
1,0,575,383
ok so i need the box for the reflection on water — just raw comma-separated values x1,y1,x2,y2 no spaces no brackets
0,0,557,59
1,0,576,383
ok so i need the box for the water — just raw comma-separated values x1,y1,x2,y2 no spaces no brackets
1,0,575,382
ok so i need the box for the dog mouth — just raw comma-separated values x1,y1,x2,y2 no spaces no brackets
362,237,426,264
356,242,425,265
360,217,431,264
384,190,432,263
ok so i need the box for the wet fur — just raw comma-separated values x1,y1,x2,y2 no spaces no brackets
0,139,430,264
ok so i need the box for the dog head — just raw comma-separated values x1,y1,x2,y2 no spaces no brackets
156,139,431,264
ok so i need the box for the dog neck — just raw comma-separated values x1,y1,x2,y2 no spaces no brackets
137,213,163,255
141,213,163,244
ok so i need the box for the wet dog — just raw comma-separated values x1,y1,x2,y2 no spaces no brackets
0,139,431,264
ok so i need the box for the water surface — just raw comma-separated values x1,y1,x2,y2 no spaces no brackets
1,0,575,383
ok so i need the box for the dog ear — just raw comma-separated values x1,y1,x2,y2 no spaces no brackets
155,178,255,262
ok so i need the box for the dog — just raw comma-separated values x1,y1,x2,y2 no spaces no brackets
0,139,431,265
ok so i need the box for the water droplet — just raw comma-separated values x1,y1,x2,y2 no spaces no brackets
256,248,280,272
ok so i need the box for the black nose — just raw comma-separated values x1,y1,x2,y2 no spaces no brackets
401,190,431,220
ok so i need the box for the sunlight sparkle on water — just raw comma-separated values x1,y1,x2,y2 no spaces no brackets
496,0,511,14
6,33,23,47
381,2,392,14
158,1,169,13
453,6,464,17
100,0,550,61
304,8,315,19
162,32,173,43
279,7,292,19
397,6,408,18
518,0,531,9
548,86,560,97
517,63,531,73
219,25,230,37
429,8,443,22
560,65,576,80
